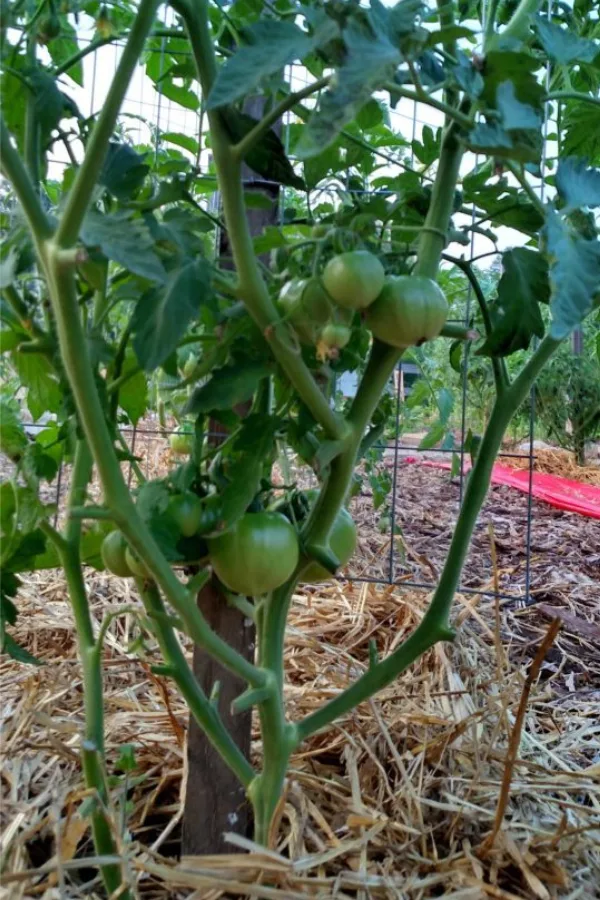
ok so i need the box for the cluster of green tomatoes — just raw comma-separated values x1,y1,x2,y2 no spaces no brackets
278,248,449,361
104,248,449,597
100,490,357,597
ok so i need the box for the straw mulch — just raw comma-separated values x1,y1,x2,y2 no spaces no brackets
1,566,599,898
503,448,600,488
2,432,599,898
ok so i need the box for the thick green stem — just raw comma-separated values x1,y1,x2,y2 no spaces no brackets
486,0,542,51
545,91,600,109
176,0,347,442
55,0,161,248
413,127,464,279
0,117,53,241
138,582,255,788
57,442,127,897
43,261,262,688
304,341,401,549
383,83,472,129
294,335,561,743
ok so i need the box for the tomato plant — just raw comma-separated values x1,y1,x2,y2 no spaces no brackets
1,0,599,888
301,491,357,583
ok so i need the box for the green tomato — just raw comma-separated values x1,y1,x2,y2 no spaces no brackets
125,547,150,579
365,275,448,348
208,512,299,596
301,490,357,583
322,250,385,310
169,492,204,537
169,430,193,455
182,354,198,379
311,223,330,238
101,531,133,577
320,323,351,351
278,278,332,345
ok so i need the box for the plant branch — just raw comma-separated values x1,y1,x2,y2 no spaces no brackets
504,161,545,216
294,333,562,743
177,0,348,442
442,254,509,393
487,0,543,51
233,77,329,161
43,258,263,688
0,118,53,241
383,83,472,129
56,0,161,248
545,91,600,109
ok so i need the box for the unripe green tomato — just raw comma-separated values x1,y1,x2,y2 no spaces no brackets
125,547,150,579
169,430,193,455
301,490,357,583
38,12,61,42
182,354,198,379
278,278,321,344
365,275,448,348
330,227,358,254
197,494,223,534
169,492,204,537
320,323,351,351
302,278,333,324
322,250,385,310
311,223,330,238
101,531,134,577
208,512,299,596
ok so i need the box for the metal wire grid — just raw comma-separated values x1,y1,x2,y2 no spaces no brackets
20,10,564,608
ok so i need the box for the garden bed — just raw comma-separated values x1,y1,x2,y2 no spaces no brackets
1,459,599,899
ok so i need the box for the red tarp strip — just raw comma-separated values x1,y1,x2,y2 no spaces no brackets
402,457,600,521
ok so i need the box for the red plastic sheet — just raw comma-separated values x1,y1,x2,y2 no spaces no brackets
403,457,600,521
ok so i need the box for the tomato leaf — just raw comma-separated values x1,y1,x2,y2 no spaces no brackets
81,211,167,284
131,258,211,372
478,248,548,357
99,142,150,201
12,352,62,421
0,403,28,458
544,208,600,340
118,352,148,425
296,9,403,158
534,16,599,65
218,415,278,529
156,79,199,110
223,109,305,191
186,361,271,415
418,420,446,449
555,157,600,212
47,17,83,85
208,20,315,109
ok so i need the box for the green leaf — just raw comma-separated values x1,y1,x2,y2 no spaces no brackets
47,18,83,85
436,387,454,424
496,80,541,131
186,361,270,415
0,403,28,458
218,415,277,529
562,102,600,165
99,142,149,201
22,442,59,483
208,20,314,109
118,352,148,425
132,258,211,372
544,209,600,340
556,157,600,212
411,125,440,165
2,632,42,666
156,79,199,111
0,330,23,354
81,211,167,284
296,14,401,158
162,131,199,155
535,16,599,65
452,50,484,98
478,248,548,357
12,352,61,421
134,480,179,561
223,109,305,191
252,225,286,255
419,420,446,449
